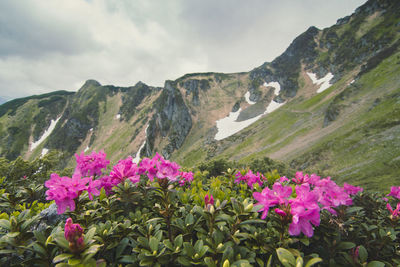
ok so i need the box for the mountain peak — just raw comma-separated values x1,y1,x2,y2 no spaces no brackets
79,79,102,91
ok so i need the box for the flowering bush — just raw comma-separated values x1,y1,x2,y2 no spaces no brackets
0,151,399,266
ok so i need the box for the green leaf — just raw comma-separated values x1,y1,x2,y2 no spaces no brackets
296,256,303,267
183,242,195,257
358,245,368,263
174,234,183,247
177,256,192,266
53,234,70,251
239,219,266,225
276,248,296,267
204,257,217,267
6,232,20,237
366,261,385,267
116,237,130,259
185,213,194,225
194,239,203,253
231,260,251,267
0,219,11,230
84,227,96,245
337,242,355,250
68,258,81,265
346,206,363,214
149,236,159,252
0,249,17,254
304,258,323,267
266,255,273,267
53,253,74,264
83,244,102,257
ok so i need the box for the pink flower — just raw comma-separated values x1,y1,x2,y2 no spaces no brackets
110,157,140,184
45,173,89,214
138,157,157,181
235,170,263,189
274,208,287,217
205,194,214,206
74,150,110,177
98,175,119,195
65,218,85,253
289,184,320,237
253,187,279,219
279,176,289,183
313,178,352,215
387,202,400,219
292,171,310,184
179,171,194,186
155,158,180,182
388,186,400,200
343,183,363,195
271,182,292,205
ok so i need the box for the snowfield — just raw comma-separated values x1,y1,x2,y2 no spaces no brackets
31,117,61,151
214,82,285,140
307,72,334,93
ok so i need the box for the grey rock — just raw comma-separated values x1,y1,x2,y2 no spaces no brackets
34,203,68,231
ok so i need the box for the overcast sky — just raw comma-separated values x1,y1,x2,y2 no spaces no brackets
0,0,367,100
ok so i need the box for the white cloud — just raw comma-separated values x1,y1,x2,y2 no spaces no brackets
0,0,366,100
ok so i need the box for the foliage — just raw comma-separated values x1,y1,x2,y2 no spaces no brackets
0,151,399,266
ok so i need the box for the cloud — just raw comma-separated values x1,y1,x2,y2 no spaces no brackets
0,0,366,100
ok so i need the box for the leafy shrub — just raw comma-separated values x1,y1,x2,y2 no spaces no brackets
0,151,399,266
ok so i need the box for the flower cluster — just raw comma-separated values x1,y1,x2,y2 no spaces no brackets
385,186,400,220
75,150,109,177
65,218,85,253
234,169,264,189
253,171,363,237
45,151,194,214
45,173,98,214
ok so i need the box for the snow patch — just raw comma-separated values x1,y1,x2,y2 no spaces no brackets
265,101,285,114
264,82,281,95
41,148,49,157
116,114,121,119
214,81,286,141
244,91,256,105
31,117,61,151
307,72,334,93
132,125,149,164
215,109,262,141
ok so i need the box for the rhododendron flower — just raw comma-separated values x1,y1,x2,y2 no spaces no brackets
65,218,85,253
98,175,119,195
74,150,109,177
155,158,180,181
386,202,400,219
271,182,292,205
205,194,214,206
253,187,279,219
235,170,263,189
179,171,194,186
279,176,289,183
343,183,363,195
292,171,310,184
387,186,400,200
138,157,157,181
313,177,352,215
274,208,287,217
110,157,140,184
45,173,89,214
289,184,320,237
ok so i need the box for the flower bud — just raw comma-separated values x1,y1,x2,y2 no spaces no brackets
223,259,230,267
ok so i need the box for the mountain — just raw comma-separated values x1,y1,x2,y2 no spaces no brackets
0,0,399,190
